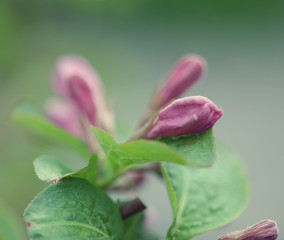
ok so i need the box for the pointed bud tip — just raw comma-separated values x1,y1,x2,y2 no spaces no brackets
146,96,222,138
52,55,101,98
160,54,207,107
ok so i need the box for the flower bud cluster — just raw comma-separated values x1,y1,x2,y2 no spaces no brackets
137,54,222,139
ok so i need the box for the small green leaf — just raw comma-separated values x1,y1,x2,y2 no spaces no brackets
92,127,186,187
0,200,26,240
34,155,98,185
69,155,98,184
24,178,123,240
34,155,73,182
122,213,160,240
92,127,186,166
159,128,216,167
162,143,249,240
10,105,89,159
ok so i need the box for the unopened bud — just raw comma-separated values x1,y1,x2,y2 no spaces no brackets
145,96,222,138
160,54,206,107
68,75,96,126
52,56,114,133
219,219,279,240
52,56,101,99
139,55,206,127
45,99,82,138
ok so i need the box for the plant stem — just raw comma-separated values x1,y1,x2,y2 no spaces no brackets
120,198,146,220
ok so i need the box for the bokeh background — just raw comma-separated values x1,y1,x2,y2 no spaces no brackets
1,0,283,239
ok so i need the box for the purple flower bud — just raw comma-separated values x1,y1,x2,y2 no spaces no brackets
218,219,279,240
45,99,82,138
52,56,114,132
68,75,96,126
145,96,222,138
160,55,206,107
125,171,146,187
52,56,101,99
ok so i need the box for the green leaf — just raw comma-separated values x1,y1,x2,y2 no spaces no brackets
122,213,160,240
34,155,98,185
158,128,216,167
92,127,186,187
34,155,73,182
69,155,98,184
10,105,89,159
161,143,249,240
0,200,26,240
24,178,122,240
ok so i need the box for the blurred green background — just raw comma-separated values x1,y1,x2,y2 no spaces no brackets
1,0,283,239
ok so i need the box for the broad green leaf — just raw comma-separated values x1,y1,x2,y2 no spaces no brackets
10,105,89,159
34,155,98,185
92,127,186,187
158,128,216,167
24,178,122,240
122,213,160,240
161,143,248,240
0,200,26,240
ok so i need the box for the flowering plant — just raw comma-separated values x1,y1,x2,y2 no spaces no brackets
11,54,278,239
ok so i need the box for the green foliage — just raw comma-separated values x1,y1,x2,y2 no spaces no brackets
24,178,123,240
161,143,248,240
10,105,89,159
0,200,26,240
34,155,73,182
159,128,216,167
92,127,216,188
11,102,249,240
34,155,98,185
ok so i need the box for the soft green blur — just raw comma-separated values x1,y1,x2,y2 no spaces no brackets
1,1,283,239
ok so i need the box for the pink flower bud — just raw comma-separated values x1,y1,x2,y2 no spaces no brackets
68,75,96,126
145,96,222,138
45,99,82,138
218,219,279,240
125,171,146,187
52,56,114,132
160,55,206,107
52,56,101,99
